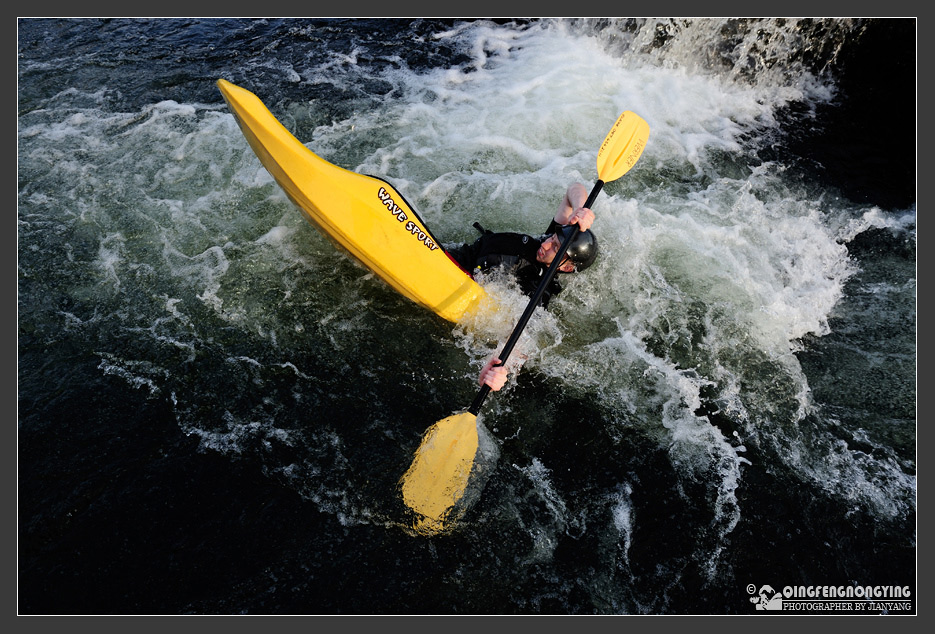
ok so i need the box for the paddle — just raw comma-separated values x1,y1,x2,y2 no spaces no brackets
399,111,651,534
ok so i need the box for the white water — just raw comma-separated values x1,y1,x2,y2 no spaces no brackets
285,21,913,539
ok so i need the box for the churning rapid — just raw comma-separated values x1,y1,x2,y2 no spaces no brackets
18,18,915,614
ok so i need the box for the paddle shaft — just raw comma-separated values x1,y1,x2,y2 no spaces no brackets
467,179,605,415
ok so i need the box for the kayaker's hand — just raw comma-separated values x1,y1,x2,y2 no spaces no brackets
568,205,594,232
479,357,508,391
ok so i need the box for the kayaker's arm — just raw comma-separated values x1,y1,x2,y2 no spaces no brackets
553,182,594,231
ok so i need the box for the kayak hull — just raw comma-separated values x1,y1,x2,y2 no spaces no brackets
216,79,487,323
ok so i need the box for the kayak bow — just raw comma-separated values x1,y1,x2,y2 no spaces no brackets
216,79,488,323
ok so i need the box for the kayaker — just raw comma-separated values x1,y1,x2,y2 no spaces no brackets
446,182,598,309
445,183,599,392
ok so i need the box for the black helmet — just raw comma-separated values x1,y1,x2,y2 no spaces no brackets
559,225,598,272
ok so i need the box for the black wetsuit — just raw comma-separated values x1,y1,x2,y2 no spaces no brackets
446,219,566,308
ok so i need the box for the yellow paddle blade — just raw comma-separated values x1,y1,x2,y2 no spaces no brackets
596,111,651,183
400,411,479,534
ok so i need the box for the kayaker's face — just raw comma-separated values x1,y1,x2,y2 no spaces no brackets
537,234,575,272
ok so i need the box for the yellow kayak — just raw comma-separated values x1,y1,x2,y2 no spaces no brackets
216,79,488,323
